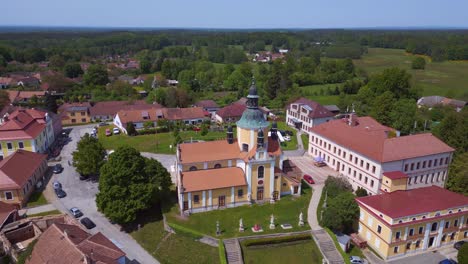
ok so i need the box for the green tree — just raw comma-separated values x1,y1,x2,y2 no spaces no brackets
368,68,413,99
0,90,10,109
48,55,66,69
126,122,137,136
140,56,151,74
446,153,468,195
83,64,109,86
411,57,426,70
390,99,417,135
370,91,396,126
64,63,84,78
434,110,468,154
44,93,58,113
96,146,171,224
72,134,106,176
323,192,359,233
201,124,208,136
355,187,368,197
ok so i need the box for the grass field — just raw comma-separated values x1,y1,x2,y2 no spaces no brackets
26,191,48,208
276,122,298,150
165,183,311,238
28,210,62,218
299,84,341,105
241,239,322,264
354,48,468,100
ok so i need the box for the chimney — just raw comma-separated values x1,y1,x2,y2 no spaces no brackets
348,113,357,126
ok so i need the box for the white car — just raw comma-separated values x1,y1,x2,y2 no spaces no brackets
349,256,367,264
284,136,291,141
112,128,120,135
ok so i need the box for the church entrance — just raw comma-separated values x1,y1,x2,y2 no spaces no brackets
257,187,264,200
218,195,226,207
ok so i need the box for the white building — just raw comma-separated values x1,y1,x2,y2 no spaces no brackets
308,114,454,194
286,98,335,134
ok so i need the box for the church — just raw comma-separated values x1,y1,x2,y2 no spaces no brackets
176,82,302,213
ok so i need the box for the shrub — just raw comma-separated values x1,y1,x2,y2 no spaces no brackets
411,57,426,70
355,187,368,197
243,233,312,247
167,222,204,239
459,243,468,264
219,240,227,264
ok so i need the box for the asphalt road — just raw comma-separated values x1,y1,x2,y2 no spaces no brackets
48,124,170,264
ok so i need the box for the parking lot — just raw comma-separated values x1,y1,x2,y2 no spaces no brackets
288,156,339,184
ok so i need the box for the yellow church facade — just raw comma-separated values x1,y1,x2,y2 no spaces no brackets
176,82,301,213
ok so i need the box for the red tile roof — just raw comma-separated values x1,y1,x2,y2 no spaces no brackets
27,223,125,264
311,116,454,162
0,109,47,140
0,150,47,190
179,140,240,164
288,98,335,119
356,186,468,219
181,167,247,192
216,103,246,119
383,171,408,180
163,107,206,121
195,100,219,109
0,201,18,227
58,102,91,113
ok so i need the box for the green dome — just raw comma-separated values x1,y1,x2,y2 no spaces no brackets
237,109,269,129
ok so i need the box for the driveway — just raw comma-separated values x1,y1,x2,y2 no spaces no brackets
387,250,448,264
48,124,162,264
288,156,339,184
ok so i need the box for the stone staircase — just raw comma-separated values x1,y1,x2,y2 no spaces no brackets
312,229,345,264
224,238,243,264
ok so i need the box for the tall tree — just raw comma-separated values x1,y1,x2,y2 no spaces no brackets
126,122,137,136
96,146,171,224
44,93,58,113
72,134,106,176
390,99,417,135
370,91,396,125
446,153,468,195
64,63,84,78
83,64,109,86
411,57,426,70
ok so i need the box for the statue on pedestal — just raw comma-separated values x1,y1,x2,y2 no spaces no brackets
239,218,244,232
299,211,304,227
269,214,275,229
216,220,220,236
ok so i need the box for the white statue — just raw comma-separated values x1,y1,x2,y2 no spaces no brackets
270,191,275,204
299,211,304,227
239,218,244,232
269,214,275,229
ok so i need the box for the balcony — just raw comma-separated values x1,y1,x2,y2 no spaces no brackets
444,226,460,233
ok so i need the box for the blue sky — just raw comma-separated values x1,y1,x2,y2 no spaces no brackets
2,0,468,28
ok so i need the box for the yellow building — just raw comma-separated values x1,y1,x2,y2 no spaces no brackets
0,109,55,159
0,150,48,207
176,81,301,213
356,186,468,260
58,102,91,125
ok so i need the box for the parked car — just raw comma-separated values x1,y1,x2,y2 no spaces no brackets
314,161,326,167
454,240,466,250
278,130,286,136
439,259,457,264
92,127,97,134
284,136,291,141
112,127,120,135
52,164,63,174
349,256,366,264
303,174,315,184
99,122,108,127
55,188,66,198
80,217,96,229
105,128,111,136
69,207,83,218
52,181,62,190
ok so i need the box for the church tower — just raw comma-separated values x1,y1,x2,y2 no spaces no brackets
236,80,269,152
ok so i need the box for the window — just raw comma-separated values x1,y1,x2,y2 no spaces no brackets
370,180,374,187
354,157,358,164
365,177,368,184
349,154,353,162
81,118,86,123
189,166,197,171
445,222,450,229
416,162,420,170
18,142,24,149
418,227,423,234
377,225,382,234
408,177,412,185
366,163,370,170
214,163,222,169
393,246,398,253
422,161,426,168
70,112,75,116
193,195,200,204
445,157,449,164
440,158,443,165
454,220,459,227
360,160,364,167
450,233,455,240
411,163,414,170
434,159,438,166
372,166,376,173
237,189,243,198
242,143,248,152
431,222,438,232
395,231,401,240
428,160,432,167
404,164,409,172
5,191,13,200
338,149,341,156
406,243,411,250
71,119,76,123
409,228,414,236
353,170,356,177
333,146,336,153
415,240,421,248
7,142,12,150
442,234,447,242
81,111,86,116
359,174,362,181
258,166,264,179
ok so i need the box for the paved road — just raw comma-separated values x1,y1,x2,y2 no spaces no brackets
387,250,447,264
47,124,160,264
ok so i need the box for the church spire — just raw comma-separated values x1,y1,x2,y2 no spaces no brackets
246,78,259,109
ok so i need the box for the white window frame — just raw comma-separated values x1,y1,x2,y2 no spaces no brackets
6,142,13,151
4,191,13,200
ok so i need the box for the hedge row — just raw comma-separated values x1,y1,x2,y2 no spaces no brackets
167,222,205,239
218,240,227,264
243,233,312,247
137,127,170,135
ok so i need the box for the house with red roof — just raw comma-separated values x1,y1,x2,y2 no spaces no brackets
0,150,47,207
89,100,155,121
58,102,92,125
215,98,268,124
0,202,19,229
286,97,335,133
0,109,56,158
356,186,468,260
308,114,455,194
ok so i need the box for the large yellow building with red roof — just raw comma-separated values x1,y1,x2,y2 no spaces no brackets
176,82,301,213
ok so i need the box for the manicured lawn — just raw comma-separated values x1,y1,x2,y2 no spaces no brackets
301,134,309,150
354,48,468,100
131,211,219,264
299,84,341,105
241,239,322,264
165,184,312,238
28,210,62,217
98,126,226,154
26,191,49,207
276,121,298,151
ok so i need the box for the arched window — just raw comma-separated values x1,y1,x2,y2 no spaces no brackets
258,166,264,179
189,166,197,171
214,163,221,169
431,222,438,232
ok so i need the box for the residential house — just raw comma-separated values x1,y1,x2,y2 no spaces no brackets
176,83,300,213
417,95,467,112
356,186,468,260
16,77,40,88
0,150,48,207
89,100,155,121
215,97,268,124
308,114,455,194
286,98,335,133
0,109,56,157
58,102,92,125
324,105,341,115
0,77,13,89
0,202,19,230
27,222,126,264
7,91,46,105
114,106,207,134
194,100,220,115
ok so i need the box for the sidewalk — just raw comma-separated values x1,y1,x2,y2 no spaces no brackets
20,204,57,216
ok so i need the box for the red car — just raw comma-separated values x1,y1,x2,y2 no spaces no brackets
303,174,315,184
105,128,111,136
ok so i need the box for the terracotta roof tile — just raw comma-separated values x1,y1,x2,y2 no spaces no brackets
216,103,246,119
0,150,47,190
195,100,219,109
163,107,206,120
356,186,468,219
179,140,240,164
0,201,17,227
181,167,247,192
90,100,153,117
